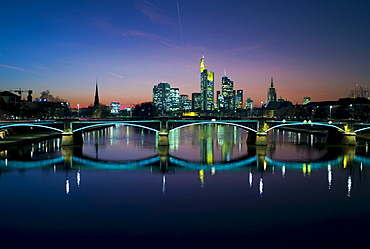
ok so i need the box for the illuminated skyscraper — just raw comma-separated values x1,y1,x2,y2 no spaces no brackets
169,87,180,111
192,92,201,111
153,83,171,115
236,90,243,109
267,77,277,105
200,53,214,111
221,75,234,110
110,102,120,115
180,94,192,111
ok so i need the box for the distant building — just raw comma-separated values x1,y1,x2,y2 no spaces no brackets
180,95,192,111
153,83,171,115
110,102,120,115
0,91,21,118
169,88,180,111
192,92,201,111
200,53,214,111
303,97,311,105
246,98,254,110
221,75,234,111
267,77,277,105
236,90,243,109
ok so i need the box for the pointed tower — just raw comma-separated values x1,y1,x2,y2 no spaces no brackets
94,80,100,108
200,52,206,73
266,77,277,105
199,52,214,111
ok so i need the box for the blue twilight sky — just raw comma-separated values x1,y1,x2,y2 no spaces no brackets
1,0,369,108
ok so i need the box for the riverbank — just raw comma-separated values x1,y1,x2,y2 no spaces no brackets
0,132,61,150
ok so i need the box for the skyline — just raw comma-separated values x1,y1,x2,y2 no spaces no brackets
1,0,369,108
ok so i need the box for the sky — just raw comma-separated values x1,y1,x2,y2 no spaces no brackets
1,0,369,108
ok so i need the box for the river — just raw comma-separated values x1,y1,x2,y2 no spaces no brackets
0,125,369,248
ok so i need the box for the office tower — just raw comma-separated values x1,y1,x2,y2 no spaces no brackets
303,97,311,105
200,53,214,111
267,77,277,105
221,74,234,111
236,90,243,109
246,98,254,117
94,80,100,108
153,83,171,115
169,88,180,111
192,92,201,111
180,94,192,111
246,98,254,109
216,90,222,110
110,102,120,115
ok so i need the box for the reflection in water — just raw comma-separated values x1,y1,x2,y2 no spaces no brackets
0,126,369,198
170,124,249,163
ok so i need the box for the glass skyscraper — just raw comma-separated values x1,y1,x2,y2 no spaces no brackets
200,53,214,111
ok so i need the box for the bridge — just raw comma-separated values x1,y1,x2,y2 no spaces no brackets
0,118,368,146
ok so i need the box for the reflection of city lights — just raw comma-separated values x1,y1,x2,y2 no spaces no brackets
282,166,286,177
259,177,263,197
162,174,166,194
5,159,7,166
347,175,352,197
249,172,252,187
199,170,204,188
66,179,70,195
328,164,332,189
77,170,81,187
211,167,215,175
53,164,56,173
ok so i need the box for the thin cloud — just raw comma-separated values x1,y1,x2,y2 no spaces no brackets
53,60,93,66
108,72,123,78
126,30,179,49
32,64,47,69
134,0,175,25
0,64,36,74
223,45,263,54
93,19,129,40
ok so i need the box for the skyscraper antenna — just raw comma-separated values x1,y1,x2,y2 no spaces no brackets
224,68,227,76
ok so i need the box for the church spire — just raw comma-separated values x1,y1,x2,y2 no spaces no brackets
267,76,277,105
94,80,100,108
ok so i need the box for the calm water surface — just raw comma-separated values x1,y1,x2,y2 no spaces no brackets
1,125,370,248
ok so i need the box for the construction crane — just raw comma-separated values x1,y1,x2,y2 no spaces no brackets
9,88,33,101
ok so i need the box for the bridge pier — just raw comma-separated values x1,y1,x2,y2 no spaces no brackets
158,129,169,146
256,132,267,146
158,117,169,146
61,120,83,146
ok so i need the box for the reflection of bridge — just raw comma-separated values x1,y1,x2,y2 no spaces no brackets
0,146,361,196
1,118,369,146
1,144,355,172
